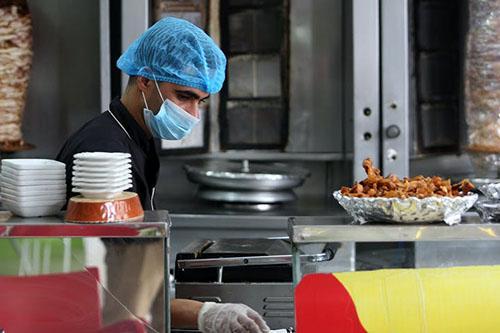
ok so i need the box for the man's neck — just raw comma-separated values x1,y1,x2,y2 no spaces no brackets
120,91,152,138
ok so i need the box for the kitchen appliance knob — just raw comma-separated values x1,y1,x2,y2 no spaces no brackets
386,125,401,139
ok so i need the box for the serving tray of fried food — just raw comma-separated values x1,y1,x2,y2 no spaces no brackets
334,159,478,225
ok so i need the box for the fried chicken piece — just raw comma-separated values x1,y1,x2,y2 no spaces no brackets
340,158,475,198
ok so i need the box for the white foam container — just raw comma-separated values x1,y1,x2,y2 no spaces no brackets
1,165,65,177
3,201,64,217
1,192,66,204
2,159,65,171
1,175,66,187
0,182,67,194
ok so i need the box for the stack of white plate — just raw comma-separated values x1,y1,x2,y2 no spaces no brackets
72,152,133,199
0,159,66,217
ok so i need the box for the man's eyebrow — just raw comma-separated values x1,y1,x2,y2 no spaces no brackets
175,89,209,100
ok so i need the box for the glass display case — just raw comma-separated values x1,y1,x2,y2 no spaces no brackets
288,212,500,285
0,210,171,333
288,212,500,331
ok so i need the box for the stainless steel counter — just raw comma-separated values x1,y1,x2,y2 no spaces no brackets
0,210,170,238
288,212,499,243
0,209,172,332
288,212,500,284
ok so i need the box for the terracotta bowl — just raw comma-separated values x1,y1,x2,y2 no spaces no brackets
65,192,144,223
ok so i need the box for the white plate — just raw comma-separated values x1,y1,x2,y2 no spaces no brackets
72,164,131,174
72,176,132,186
72,179,132,189
73,185,131,199
1,165,66,177
1,175,66,187
73,152,131,161
1,169,66,181
73,182,132,192
1,192,66,204
74,159,131,168
3,201,64,217
1,186,66,197
77,191,125,199
72,170,132,179
2,159,65,171
72,174,132,184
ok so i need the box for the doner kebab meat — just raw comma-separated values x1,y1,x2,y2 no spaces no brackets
0,0,32,151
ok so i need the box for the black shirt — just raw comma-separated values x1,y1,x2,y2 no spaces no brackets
56,97,159,210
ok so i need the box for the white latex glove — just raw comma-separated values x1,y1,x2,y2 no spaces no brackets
197,302,271,333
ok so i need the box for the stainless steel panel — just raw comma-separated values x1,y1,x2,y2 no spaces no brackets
208,0,222,153
381,0,410,177
289,213,500,243
0,210,169,238
415,241,500,268
352,0,380,180
16,0,101,159
287,0,344,153
177,251,333,269
121,0,149,93
176,283,294,329
100,0,110,114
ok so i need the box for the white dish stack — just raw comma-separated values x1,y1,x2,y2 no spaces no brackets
0,159,67,217
72,152,133,199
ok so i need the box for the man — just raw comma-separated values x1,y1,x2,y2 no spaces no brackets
57,17,270,333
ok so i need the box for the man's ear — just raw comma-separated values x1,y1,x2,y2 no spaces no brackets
136,76,152,92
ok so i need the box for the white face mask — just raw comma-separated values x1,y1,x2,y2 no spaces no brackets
141,79,200,140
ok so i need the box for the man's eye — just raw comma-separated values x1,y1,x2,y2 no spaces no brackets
177,94,191,101
200,99,208,105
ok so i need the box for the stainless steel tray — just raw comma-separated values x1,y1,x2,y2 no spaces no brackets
184,161,310,191
197,188,297,203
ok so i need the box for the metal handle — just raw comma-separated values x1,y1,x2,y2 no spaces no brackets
177,248,335,269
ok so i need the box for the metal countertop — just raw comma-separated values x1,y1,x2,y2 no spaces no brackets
0,210,170,238
288,212,500,243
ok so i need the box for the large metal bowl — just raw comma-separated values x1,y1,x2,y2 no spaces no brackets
184,161,310,191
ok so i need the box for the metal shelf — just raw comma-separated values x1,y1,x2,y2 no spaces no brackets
288,213,500,243
0,210,170,238
163,151,352,162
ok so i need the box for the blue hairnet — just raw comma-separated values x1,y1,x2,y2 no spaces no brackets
117,17,227,94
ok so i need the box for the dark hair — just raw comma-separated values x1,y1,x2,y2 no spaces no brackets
127,76,137,86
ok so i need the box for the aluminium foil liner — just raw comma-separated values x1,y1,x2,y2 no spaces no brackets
333,191,478,225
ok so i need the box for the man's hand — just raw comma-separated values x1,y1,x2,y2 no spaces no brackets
198,302,270,333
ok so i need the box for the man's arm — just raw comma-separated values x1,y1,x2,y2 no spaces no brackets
171,298,203,329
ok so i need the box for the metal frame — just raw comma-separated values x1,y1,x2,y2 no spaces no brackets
380,0,410,177
288,214,499,244
0,210,171,333
177,250,334,269
121,0,150,94
164,222,171,333
288,213,499,285
352,0,381,180
99,0,111,113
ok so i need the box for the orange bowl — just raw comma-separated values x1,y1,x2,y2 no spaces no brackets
65,192,144,223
